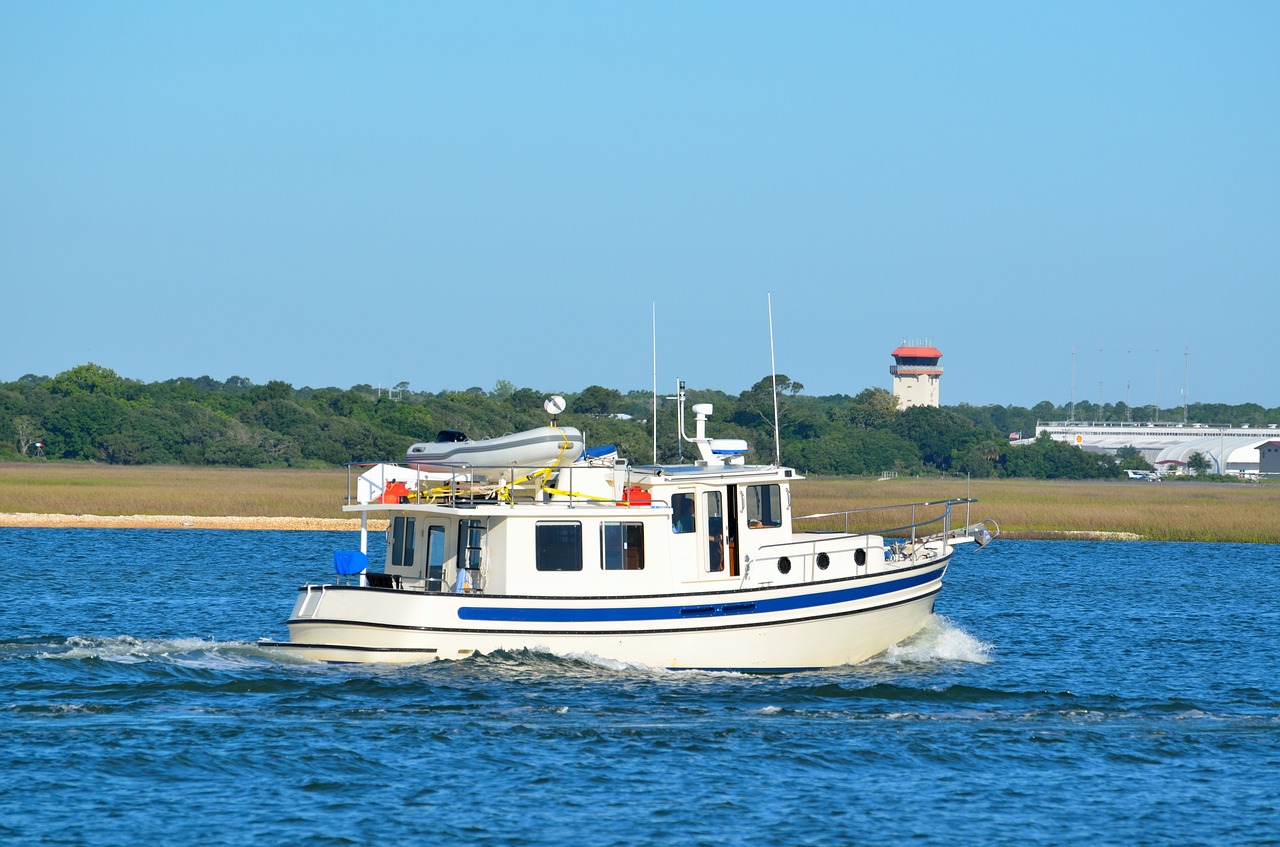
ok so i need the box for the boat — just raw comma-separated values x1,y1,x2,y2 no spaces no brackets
260,391,998,671
405,425,585,473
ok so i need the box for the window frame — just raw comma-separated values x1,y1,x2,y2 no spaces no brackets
536,521,584,572
746,483,783,529
671,492,696,534
390,516,416,567
601,521,645,571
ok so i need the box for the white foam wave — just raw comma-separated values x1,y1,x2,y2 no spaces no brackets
43,635,270,668
555,649,660,674
877,615,993,666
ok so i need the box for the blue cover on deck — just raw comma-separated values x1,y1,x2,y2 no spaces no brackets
333,550,369,575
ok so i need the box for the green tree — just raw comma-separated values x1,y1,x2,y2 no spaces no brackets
952,435,1006,478
1031,401,1057,420
891,406,979,471
48,363,128,397
46,393,128,459
12,414,41,456
1115,445,1155,472
733,375,806,456
1187,451,1211,475
788,428,919,476
848,387,899,430
572,385,624,415
1004,432,1120,479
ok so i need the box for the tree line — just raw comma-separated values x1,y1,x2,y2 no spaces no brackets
4,363,1278,479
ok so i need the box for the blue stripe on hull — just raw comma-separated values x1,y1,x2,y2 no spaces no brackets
456,564,946,624
283,585,940,645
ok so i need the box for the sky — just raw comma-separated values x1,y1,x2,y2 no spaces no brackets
2,2,1277,409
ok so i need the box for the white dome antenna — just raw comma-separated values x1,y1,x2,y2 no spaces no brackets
544,395,567,418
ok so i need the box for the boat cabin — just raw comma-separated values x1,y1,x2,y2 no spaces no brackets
347,402,897,598
364,464,833,597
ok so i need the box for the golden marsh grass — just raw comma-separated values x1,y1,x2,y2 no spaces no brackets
796,476,1280,544
0,463,343,520
0,463,1276,542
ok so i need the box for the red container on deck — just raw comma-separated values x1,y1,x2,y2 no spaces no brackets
618,486,651,506
381,481,411,504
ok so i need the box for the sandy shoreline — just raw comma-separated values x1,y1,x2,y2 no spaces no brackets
0,513,389,531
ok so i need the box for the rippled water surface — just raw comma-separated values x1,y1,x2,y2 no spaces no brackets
3,528,1277,846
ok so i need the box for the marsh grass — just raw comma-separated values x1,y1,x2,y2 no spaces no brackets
796,476,1280,543
1,463,1276,543
0,463,343,518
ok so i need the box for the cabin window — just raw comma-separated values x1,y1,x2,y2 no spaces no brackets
671,493,695,533
458,519,485,571
746,484,782,528
602,522,645,570
536,522,583,571
705,491,724,573
426,525,446,591
390,516,415,566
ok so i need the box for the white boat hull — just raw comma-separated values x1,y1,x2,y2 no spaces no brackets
263,557,949,671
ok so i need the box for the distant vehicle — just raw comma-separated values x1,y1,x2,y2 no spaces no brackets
1124,470,1160,482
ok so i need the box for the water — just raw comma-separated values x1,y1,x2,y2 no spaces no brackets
2,528,1277,846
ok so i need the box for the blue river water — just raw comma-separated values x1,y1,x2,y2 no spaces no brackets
2,528,1277,846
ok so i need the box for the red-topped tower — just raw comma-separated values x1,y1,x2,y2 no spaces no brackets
890,343,943,409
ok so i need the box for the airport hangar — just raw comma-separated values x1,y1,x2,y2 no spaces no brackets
1024,422,1280,477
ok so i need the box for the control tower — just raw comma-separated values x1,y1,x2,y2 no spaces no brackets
890,343,943,409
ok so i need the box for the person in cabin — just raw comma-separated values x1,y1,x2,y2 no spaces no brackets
672,494,695,533
708,517,724,572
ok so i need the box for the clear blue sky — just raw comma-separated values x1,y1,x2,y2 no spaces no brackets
3,2,1277,409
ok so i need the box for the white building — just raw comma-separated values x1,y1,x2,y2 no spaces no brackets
890,344,942,409
1030,421,1280,477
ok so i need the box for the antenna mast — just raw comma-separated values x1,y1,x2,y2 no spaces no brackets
651,302,658,464
768,293,781,466
1070,345,1076,422
1154,346,1160,424
1183,345,1189,423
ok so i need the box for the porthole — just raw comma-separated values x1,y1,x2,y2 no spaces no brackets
777,556,792,575
816,552,830,570
854,548,867,566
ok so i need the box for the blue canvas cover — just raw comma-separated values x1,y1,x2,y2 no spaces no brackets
333,550,369,575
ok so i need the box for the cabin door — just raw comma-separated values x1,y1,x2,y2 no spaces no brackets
455,519,485,593
703,488,740,576
724,485,741,577
704,491,724,573
425,525,447,592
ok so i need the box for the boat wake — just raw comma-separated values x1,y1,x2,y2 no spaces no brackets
873,615,993,667
454,617,992,676
3,616,989,677
5,635,309,669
